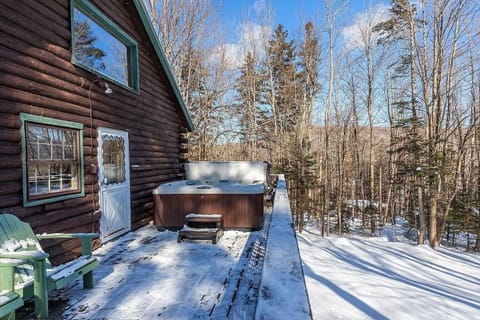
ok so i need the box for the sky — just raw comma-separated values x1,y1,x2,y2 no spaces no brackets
221,0,389,39
216,0,392,74
222,0,320,38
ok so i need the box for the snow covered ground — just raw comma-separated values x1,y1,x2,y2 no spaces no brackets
18,220,268,319
298,223,480,320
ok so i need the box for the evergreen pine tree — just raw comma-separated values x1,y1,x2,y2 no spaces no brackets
235,52,266,160
261,24,298,172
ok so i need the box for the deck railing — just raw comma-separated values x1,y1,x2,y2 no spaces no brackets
255,174,312,319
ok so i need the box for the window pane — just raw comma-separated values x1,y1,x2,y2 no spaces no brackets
38,143,51,160
29,142,39,160
49,127,62,144
29,126,49,143
52,144,63,160
102,135,126,184
73,7,129,86
64,131,77,160
64,146,75,160
50,165,61,192
28,165,49,195
62,164,78,189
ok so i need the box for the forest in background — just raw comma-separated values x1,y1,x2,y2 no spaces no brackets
144,0,480,250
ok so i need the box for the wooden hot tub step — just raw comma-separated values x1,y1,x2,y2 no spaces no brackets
177,228,223,244
177,213,224,244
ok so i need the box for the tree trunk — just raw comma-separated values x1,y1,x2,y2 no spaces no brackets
428,191,438,249
418,186,426,244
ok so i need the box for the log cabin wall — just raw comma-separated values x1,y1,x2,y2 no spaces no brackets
0,0,191,264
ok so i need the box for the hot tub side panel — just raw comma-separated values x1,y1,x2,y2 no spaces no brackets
153,193,264,230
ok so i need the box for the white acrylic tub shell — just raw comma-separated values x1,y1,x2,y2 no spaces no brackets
184,161,267,182
152,181,264,195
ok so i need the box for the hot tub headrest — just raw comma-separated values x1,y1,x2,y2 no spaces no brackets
184,161,268,183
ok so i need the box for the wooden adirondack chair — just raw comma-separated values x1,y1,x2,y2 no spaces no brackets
0,259,24,320
0,213,99,319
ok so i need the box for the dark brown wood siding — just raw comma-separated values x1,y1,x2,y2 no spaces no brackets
153,194,264,230
0,0,189,264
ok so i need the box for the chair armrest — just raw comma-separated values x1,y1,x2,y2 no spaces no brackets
37,233,99,256
0,250,49,261
36,233,99,240
0,258,28,267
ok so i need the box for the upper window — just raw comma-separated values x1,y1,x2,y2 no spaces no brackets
71,0,139,91
21,113,85,207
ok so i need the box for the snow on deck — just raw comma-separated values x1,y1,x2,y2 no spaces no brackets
18,218,270,319
255,175,312,320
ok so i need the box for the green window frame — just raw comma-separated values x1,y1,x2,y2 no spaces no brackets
71,0,140,92
21,113,85,207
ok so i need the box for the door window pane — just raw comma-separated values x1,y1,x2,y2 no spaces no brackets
102,135,126,185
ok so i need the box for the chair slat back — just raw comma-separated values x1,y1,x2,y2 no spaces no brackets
0,213,52,286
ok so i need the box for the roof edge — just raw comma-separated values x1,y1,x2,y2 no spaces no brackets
132,0,194,131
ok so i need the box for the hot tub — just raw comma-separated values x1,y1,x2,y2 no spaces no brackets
153,161,267,230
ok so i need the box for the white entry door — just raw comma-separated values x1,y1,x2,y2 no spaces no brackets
98,128,131,243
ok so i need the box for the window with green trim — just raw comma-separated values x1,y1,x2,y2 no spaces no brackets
21,114,85,207
71,0,139,91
